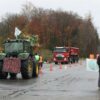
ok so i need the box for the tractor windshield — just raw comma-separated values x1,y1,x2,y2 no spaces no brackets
5,42,23,53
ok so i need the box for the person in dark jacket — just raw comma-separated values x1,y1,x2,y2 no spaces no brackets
97,55,100,88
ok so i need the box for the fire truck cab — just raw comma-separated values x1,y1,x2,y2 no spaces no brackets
53,47,70,64
53,46,79,64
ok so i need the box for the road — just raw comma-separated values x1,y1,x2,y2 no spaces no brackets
0,60,100,100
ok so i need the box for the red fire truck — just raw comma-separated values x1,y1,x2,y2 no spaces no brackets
53,47,79,64
69,47,79,63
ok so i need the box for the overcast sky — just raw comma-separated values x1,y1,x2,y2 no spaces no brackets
0,0,100,36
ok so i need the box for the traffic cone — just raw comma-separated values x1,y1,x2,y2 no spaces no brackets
64,65,67,70
59,63,62,69
74,62,78,66
50,64,53,71
39,67,43,74
79,60,82,65
69,63,72,67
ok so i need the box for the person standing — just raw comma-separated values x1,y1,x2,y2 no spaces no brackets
97,54,100,88
34,53,40,62
39,55,43,68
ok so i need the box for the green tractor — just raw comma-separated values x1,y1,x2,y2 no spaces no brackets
0,39,39,79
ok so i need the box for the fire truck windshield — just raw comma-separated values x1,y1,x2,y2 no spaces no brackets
54,47,67,52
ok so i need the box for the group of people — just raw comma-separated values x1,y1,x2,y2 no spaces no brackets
34,53,100,88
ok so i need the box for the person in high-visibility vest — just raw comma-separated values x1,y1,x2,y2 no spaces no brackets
34,53,40,62
39,55,43,68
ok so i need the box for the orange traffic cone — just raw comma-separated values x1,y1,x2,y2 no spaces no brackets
79,60,82,65
69,63,72,67
64,65,67,70
50,64,53,71
59,63,62,69
74,62,78,66
39,67,43,74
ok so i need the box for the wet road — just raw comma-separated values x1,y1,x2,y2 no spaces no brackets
0,60,100,100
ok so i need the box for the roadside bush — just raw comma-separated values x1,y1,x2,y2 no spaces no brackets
39,49,53,63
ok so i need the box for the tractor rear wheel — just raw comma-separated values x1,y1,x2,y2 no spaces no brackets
21,59,33,79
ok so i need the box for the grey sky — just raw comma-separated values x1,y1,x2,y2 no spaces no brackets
0,0,100,36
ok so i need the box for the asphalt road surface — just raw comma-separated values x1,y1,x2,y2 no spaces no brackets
0,60,100,100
